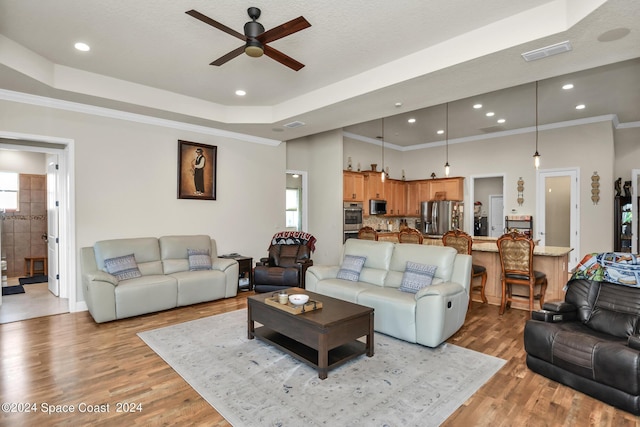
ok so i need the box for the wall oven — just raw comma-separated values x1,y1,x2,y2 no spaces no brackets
343,202,363,242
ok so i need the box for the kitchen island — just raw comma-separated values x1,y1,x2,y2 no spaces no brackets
471,241,572,311
373,233,572,311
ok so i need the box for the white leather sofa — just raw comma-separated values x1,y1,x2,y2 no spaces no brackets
81,235,239,323
305,239,472,347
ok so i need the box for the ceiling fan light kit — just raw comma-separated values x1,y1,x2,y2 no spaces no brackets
186,7,310,71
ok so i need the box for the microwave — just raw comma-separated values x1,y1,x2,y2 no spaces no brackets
369,199,387,215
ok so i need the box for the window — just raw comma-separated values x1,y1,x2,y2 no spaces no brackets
0,171,18,211
285,188,300,230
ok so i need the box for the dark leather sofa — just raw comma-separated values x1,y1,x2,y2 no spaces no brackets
253,244,313,293
524,278,640,415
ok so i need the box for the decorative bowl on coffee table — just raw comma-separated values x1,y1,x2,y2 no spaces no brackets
289,294,309,306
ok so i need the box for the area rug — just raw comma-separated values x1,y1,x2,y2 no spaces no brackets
139,309,505,426
2,285,25,296
19,275,48,285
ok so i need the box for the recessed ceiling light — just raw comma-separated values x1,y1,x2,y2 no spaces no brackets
575,104,586,110
562,83,574,90
407,118,416,124
497,118,506,124
235,90,246,96
473,104,482,109
395,102,403,108
437,130,444,135
74,42,90,52
486,112,495,117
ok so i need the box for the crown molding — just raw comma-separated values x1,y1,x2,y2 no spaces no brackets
0,89,282,147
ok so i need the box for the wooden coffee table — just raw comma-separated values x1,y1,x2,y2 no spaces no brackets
247,288,374,379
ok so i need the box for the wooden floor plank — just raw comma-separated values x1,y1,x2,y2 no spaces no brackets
0,293,638,425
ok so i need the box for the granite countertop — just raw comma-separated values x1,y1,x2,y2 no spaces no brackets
472,241,573,256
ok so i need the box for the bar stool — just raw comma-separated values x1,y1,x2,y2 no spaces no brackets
442,229,487,308
497,231,547,314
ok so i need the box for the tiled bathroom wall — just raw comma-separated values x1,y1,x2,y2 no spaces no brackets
1,174,47,277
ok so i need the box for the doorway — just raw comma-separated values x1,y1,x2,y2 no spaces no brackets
536,168,579,269
632,169,639,254
286,170,308,232
0,132,76,321
469,174,505,237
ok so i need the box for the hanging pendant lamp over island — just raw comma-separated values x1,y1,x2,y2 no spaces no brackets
379,118,386,182
444,103,450,177
533,81,541,169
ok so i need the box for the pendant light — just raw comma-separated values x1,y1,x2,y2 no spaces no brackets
444,103,450,177
380,118,385,182
533,81,541,169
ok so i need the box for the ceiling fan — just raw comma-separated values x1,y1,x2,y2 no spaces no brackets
186,7,311,71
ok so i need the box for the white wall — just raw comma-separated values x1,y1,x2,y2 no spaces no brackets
0,149,45,174
0,99,286,303
614,127,640,183
287,129,343,265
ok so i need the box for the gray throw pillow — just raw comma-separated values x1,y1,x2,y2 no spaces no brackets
399,261,437,293
188,248,212,271
336,255,366,282
104,254,142,281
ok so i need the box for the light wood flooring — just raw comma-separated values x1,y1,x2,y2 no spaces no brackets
0,292,638,426
0,277,68,324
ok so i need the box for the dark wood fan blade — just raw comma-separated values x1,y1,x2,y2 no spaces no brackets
263,45,305,71
257,16,311,44
186,10,246,41
210,45,245,66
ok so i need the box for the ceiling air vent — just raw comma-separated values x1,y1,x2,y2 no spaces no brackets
283,121,305,129
521,41,572,62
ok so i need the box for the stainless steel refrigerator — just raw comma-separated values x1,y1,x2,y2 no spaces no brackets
420,201,463,236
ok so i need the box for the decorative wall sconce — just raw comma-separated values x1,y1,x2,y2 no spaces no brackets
591,172,600,205
517,177,524,206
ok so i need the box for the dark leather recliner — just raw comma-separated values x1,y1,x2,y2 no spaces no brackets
524,278,640,415
253,244,313,293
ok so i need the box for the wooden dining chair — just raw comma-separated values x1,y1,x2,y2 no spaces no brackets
357,226,378,241
398,228,423,244
442,229,487,308
496,231,548,315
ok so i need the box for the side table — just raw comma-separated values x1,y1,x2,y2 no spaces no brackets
218,254,253,292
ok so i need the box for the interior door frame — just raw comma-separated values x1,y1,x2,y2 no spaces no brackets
0,131,76,311
632,169,639,254
536,167,580,269
468,173,506,237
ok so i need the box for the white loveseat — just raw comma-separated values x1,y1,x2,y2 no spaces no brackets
81,235,239,323
305,239,472,347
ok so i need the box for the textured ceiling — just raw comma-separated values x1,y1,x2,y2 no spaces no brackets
0,0,638,145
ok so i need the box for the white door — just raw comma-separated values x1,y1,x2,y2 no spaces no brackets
537,168,580,269
46,155,59,296
489,195,504,237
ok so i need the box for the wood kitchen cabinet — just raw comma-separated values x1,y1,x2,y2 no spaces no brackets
427,177,464,201
405,180,432,216
343,171,365,201
385,179,406,216
364,172,385,200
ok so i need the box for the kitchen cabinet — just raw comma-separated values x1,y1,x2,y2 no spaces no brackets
364,172,385,200
385,179,406,216
343,171,365,201
406,180,431,216
427,177,464,201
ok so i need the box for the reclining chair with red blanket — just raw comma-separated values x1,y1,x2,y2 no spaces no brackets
253,232,316,293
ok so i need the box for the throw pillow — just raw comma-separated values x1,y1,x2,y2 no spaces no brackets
399,261,437,294
104,254,142,281
336,255,367,282
188,248,212,271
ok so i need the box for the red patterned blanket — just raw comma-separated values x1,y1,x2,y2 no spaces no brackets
271,231,316,252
